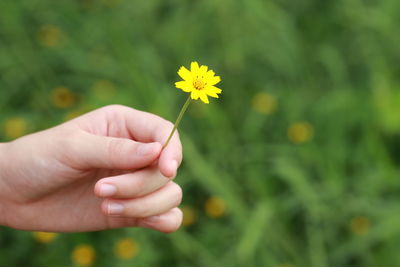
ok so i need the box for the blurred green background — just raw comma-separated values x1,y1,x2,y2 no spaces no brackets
1,0,400,266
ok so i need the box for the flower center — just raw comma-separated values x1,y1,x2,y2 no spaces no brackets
193,78,206,90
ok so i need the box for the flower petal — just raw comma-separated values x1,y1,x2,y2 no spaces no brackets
206,90,219,98
199,93,210,104
177,66,192,82
207,76,221,86
198,65,208,77
205,70,215,79
191,90,200,100
190,62,200,74
206,85,222,94
175,81,193,92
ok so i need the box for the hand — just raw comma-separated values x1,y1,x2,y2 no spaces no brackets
0,105,183,233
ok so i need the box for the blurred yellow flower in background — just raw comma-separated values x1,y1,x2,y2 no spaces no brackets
205,197,226,218
51,87,76,109
91,80,116,101
71,244,96,266
32,232,58,244
114,238,139,260
3,117,27,139
175,61,222,104
288,122,314,144
350,216,370,236
181,206,197,226
252,92,277,115
37,25,64,47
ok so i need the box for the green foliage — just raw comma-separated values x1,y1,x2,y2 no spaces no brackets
1,0,400,266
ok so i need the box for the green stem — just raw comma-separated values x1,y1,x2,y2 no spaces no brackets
163,96,192,149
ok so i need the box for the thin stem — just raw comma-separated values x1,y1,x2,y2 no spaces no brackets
163,96,192,149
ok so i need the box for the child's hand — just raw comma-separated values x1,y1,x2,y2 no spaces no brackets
0,105,183,233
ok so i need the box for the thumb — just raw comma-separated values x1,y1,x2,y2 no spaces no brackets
67,131,162,170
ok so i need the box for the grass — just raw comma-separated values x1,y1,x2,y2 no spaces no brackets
1,0,400,266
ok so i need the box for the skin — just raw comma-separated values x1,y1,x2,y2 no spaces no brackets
0,105,183,233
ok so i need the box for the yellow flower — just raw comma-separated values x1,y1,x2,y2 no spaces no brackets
51,87,76,108
4,117,27,139
114,238,139,260
181,206,197,226
91,80,116,101
71,244,96,266
32,232,58,244
252,92,277,115
288,122,314,144
204,196,226,218
37,25,63,47
350,216,370,236
175,61,222,104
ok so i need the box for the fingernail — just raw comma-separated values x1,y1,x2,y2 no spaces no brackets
99,184,117,197
137,143,158,156
108,202,124,215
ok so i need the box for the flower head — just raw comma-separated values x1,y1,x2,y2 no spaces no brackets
204,196,226,218
288,121,314,144
71,244,96,266
175,61,222,104
252,92,278,115
37,25,64,47
32,231,58,244
51,87,76,109
350,216,370,236
114,238,139,260
181,205,197,226
4,117,27,139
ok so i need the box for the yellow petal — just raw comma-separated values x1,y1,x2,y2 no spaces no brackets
207,76,221,86
190,62,200,74
199,93,210,104
191,90,200,100
207,85,222,94
198,65,208,77
206,90,219,98
177,66,192,82
205,70,215,79
175,81,193,92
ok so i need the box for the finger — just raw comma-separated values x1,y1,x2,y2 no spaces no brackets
105,208,183,233
68,131,162,170
101,182,182,218
94,167,170,198
121,108,183,177
137,208,183,233
158,130,182,178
